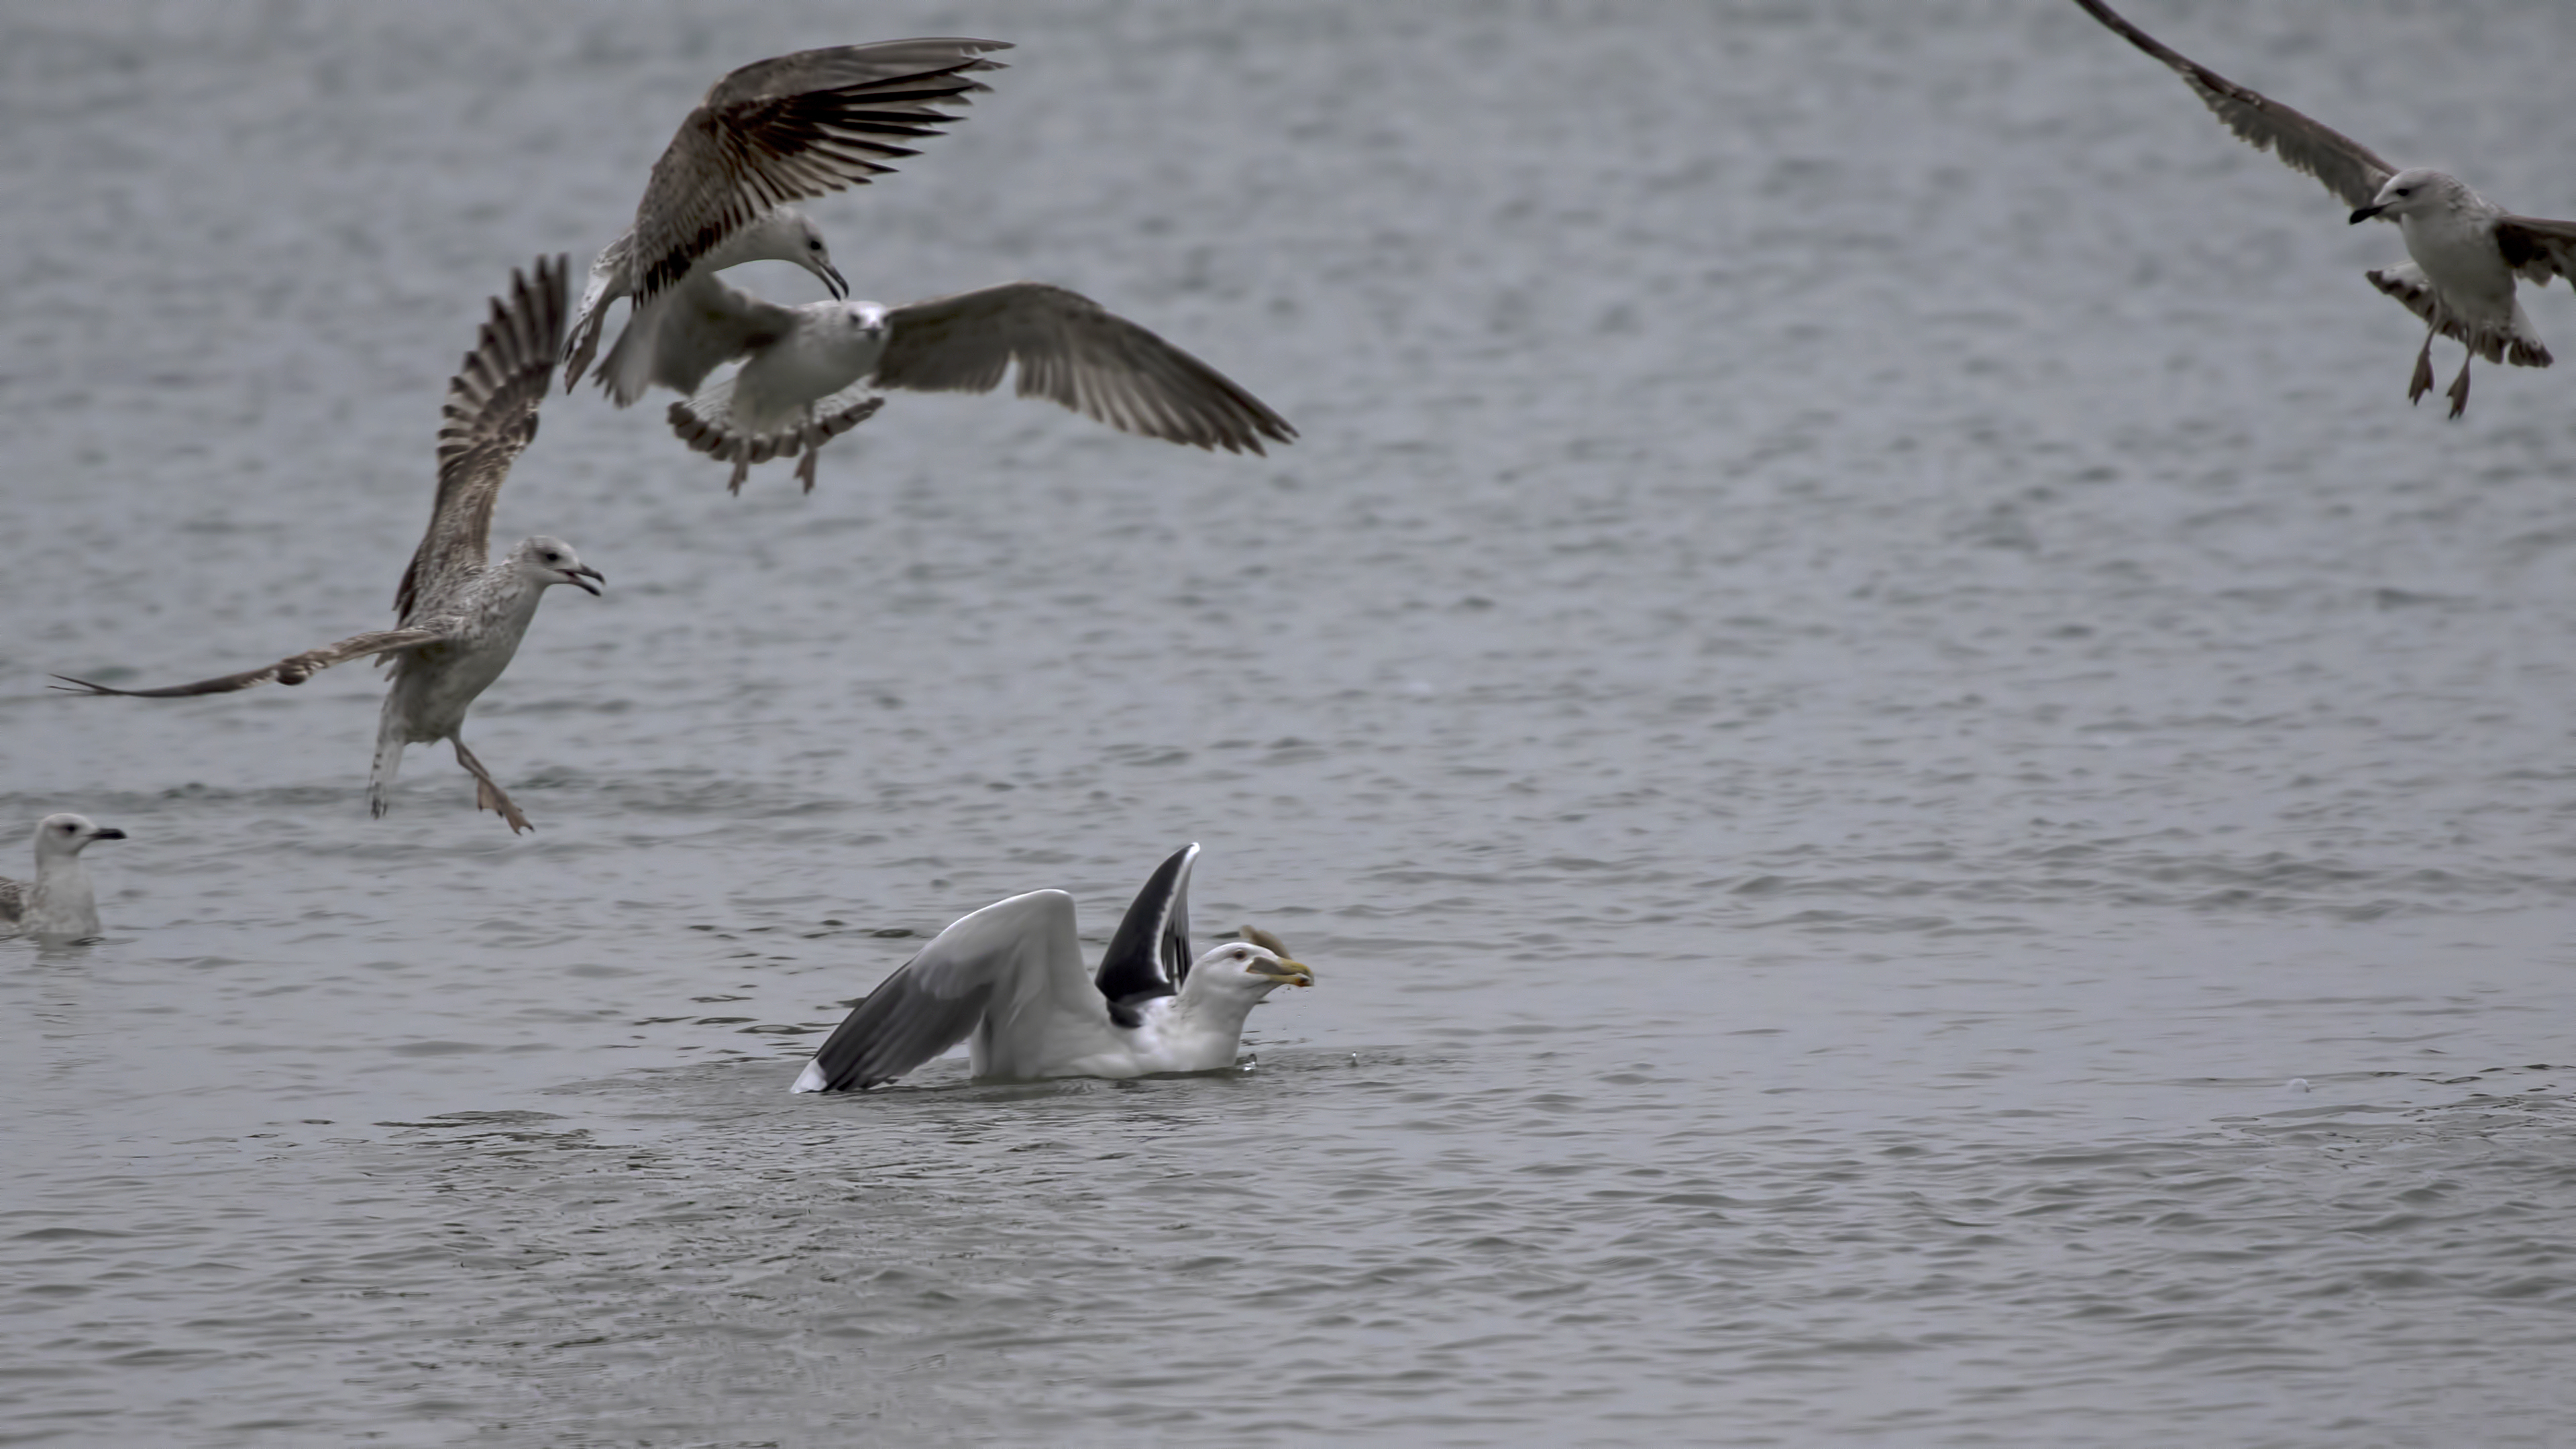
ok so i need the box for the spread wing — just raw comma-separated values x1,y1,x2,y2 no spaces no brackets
2071,0,2398,210
2496,215,2576,288
1093,843,1199,1027
50,627,447,698
876,282,1297,455
394,256,570,624
792,888,1097,1092
628,38,1009,304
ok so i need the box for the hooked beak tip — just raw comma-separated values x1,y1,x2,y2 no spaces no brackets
821,264,849,300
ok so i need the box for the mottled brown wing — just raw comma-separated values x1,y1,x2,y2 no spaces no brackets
2496,216,2576,288
2071,0,2398,210
875,282,1297,455
394,256,569,623
627,39,1009,303
51,627,447,698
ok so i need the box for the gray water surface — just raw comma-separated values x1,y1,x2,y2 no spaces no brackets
6,1,2576,1444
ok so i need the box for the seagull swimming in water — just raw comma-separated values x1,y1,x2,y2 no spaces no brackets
0,814,127,943
574,37,1010,398
2073,0,2576,417
658,278,1300,492
793,843,1316,1092
55,258,601,833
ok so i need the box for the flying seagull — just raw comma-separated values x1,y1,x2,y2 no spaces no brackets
0,814,127,943
793,844,1316,1092
575,37,1011,397
656,278,1299,492
55,258,602,833
2072,0,2576,416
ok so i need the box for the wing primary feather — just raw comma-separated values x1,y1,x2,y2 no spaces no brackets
397,256,570,622
1095,843,1199,1024
2069,0,2398,211
50,627,447,698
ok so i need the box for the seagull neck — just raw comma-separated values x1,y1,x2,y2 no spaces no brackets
28,854,98,937
1164,977,1262,1040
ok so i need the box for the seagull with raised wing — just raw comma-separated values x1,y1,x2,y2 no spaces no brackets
661,279,1299,492
576,37,1010,400
0,814,127,943
2073,0,2576,417
793,844,1316,1092
56,259,602,833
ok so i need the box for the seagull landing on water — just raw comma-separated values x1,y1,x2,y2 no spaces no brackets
54,259,601,834
2073,0,2576,417
658,279,1299,493
792,844,1316,1092
574,38,1010,399
0,814,127,943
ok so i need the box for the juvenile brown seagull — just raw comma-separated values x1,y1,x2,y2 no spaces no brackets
56,259,600,833
577,38,1011,398
2073,0,2576,416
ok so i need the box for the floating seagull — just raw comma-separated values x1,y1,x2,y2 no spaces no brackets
793,843,1316,1092
2073,0,2576,417
0,814,126,943
660,280,1299,492
578,37,1010,400
55,259,601,833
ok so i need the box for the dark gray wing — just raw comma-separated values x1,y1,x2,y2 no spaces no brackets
628,39,1009,303
396,256,569,623
2496,215,2576,288
794,888,1083,1092
50,627,447,698
1094,843,1199,1028
2071,0,2398,210
875,283,1297,455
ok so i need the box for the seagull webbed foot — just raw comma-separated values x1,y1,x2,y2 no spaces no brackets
474,777,534,834
2408,336,2436,407
2447,357,2472,420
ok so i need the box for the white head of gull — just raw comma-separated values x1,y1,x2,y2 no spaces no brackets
2074,0,2576,416
54,259,602,834
792,844,1316,1092
657,280,1299,493
0,814,127,943
571,37,1012,398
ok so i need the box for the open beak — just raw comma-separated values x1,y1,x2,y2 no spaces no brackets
1258,958,1315,988
818,260,849,300
564,565,605,597
2349,203,2385,224
92,827,126,841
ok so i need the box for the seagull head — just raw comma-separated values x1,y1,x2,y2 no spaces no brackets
511,536,605,596
33,812,124,859
1189,926,1316,1000
2351,168,2467,225
767,209,849,300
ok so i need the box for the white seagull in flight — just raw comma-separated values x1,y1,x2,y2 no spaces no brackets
658,278,1300,492
2074,0,2576,417
572,38,1011,397
793,844,1316,1092
56,259,602,834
